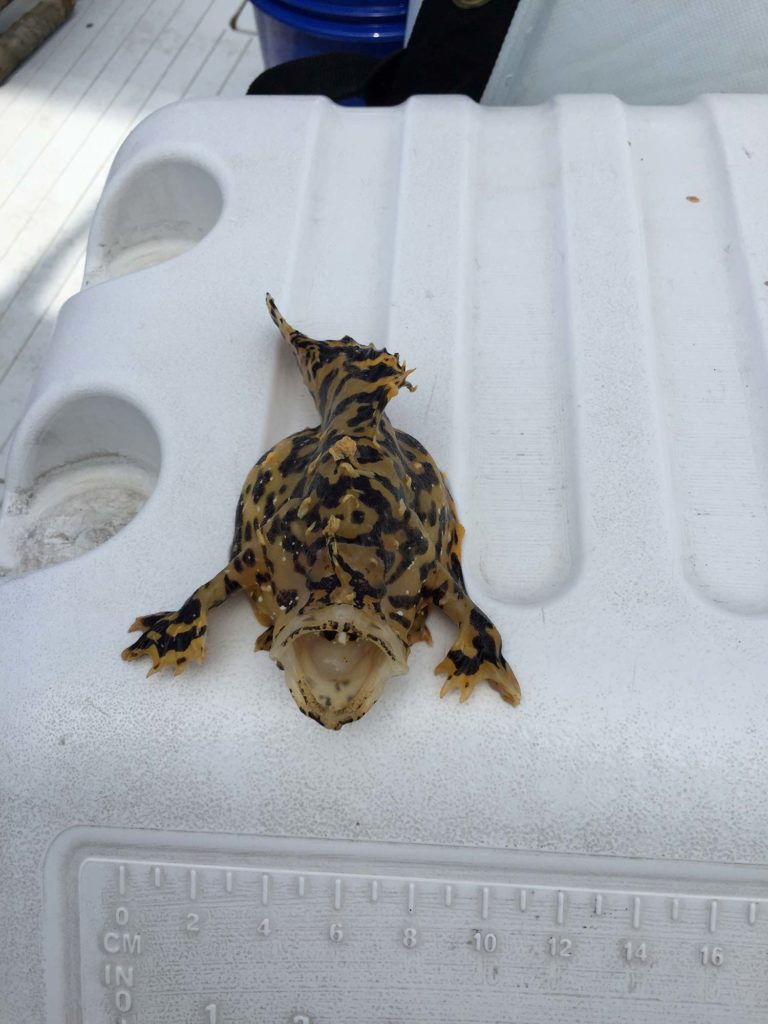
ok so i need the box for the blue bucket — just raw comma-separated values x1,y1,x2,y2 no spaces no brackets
251,0,407,70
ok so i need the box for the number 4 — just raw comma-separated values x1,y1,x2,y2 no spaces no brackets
624,941,647,962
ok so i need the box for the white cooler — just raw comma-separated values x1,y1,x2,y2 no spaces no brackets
1,95,767,1023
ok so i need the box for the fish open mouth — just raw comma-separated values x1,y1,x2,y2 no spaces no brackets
270,604,408,729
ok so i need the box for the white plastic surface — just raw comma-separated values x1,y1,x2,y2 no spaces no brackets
2,95,768,1022
45,828,768,1023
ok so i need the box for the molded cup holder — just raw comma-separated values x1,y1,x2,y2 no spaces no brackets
84,158,224,285
0,395,160,575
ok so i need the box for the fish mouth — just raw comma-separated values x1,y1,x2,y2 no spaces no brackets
271,604,408,730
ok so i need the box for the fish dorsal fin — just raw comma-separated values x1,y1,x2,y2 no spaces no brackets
265,294,415,421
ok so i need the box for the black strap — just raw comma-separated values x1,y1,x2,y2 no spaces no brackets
247,0,521,105
247,52,382,102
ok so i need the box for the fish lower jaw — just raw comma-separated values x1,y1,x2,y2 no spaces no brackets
271,604,407,729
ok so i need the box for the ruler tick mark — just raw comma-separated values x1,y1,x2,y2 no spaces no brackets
481,887,490,921
225,871,233,893
298,875,305,897
594,894,603,916
556,891,565,925
709,900,718,933
189,869,197,901
748,901,757,925
519,889,528,912
262,874,270,906
633,896,641,930
153,866,162,888
444,884,453,907
370,880,379,902
671,898,680,921
334,878,342,911
408,883,416,913
118,865,126,896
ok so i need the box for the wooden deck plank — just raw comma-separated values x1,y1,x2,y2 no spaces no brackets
140,0,254,115
218,34,263,97
0,0,149,172
0,0,98,116
0,0,188,258
0,0,101,126
184,21,252,99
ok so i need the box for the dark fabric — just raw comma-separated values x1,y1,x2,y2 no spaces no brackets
368,0,521,104
247,0,521,104
247,52,381,101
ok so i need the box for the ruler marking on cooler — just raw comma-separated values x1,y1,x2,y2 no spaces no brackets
709,900,718,933
53,833,768,1024
633,896,641,930
556,891,565,925
91,857,767,917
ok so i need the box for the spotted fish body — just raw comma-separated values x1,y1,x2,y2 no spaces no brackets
122,296,520,729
